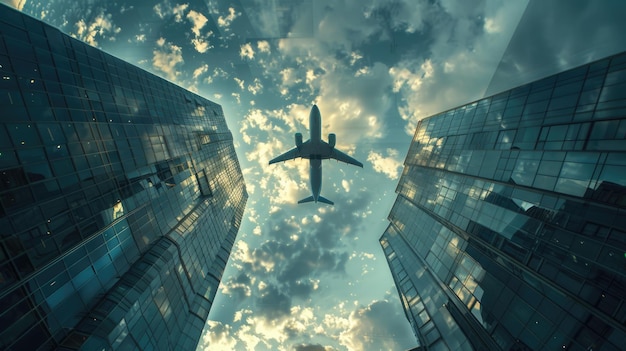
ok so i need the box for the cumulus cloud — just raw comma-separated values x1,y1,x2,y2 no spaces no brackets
234,77,245,90
191,35,212,54
172,3,188,21
193,64,209,79
240,42,255,59
152,37,184,81
239,109,288,145
339,300,417,351
205,296,414,351
72,11,121,47
199,321,238,351
187,9,208,36
295,345,334,351
311,63,393,143
235,324,263,351
257,40,271,53
217,7,240,30
367,149,402,180
247,78,263,95
186,9,214,53
223,189,372,299
154,2,188,22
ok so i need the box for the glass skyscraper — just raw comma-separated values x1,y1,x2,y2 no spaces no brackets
381,52,626,350
0,6,247,350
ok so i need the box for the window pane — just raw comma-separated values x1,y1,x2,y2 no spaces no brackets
7,123,41,147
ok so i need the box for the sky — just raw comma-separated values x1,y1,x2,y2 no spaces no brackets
4,0,626,350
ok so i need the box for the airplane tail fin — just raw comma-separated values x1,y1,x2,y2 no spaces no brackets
318,196,334,205
297,195,334,205
298,196,315,204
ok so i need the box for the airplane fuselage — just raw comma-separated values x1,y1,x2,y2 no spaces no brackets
309,105,323,202
268,104,362,205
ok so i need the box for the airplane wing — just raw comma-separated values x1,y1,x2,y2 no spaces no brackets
269,147,302,164
330,148,363,167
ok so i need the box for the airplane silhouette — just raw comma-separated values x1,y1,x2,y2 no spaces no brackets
269,105,363,205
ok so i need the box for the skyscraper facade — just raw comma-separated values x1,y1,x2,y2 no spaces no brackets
381,52,626,350
0,6,247,350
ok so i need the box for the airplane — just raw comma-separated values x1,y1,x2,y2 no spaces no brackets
269,104,363,205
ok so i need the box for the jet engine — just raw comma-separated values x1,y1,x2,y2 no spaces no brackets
295,132,303,149
328,133,336,148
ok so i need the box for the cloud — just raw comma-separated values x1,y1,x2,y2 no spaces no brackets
187,9,208,36
231,92,241,104
338,300,417,351
384,1,430,34
1,0,25,10
172,3,188,21
215,182,408,350
154,2,188,22
200,321,238,351
243,306,317,346
119,5,133,14
235,324,263,351
390,59,432,93
234,77,245,90
312,63,393,143
312,1,411,52
153,3,165,18
152,37,184,82
240,42,255,59
257,40,271,53
367,149,402,180
191,37,212,53
193,64,209,79
185,9,214,53
221,271,254,304
277,244,349,283
273,39,388,137
295,345,334,351
341,179,350,192
247,78,263,95
72,11,121,47
279,67,300,89
388,0,529,133
205,296,415,351
239,108,291,146
223,189,372,298
217,7,240,30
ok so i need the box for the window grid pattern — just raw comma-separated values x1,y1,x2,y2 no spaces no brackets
383,51,626,351
0,8,247,351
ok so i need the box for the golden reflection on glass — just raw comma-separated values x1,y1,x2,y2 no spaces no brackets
113,200,124,219
405,179,417,200
470,300,484,325
192,105,206,117
449,236,460,248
